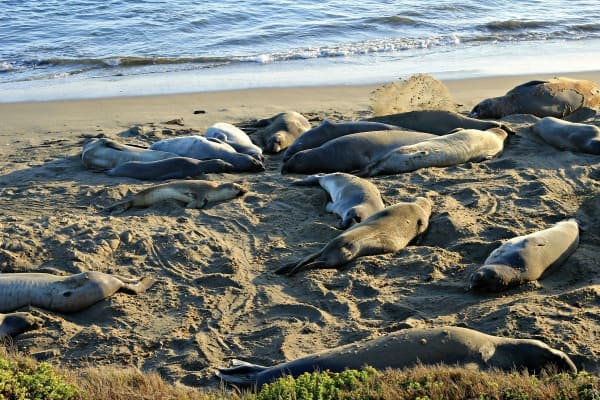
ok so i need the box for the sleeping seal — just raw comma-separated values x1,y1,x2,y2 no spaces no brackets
275,197,431,276
530,117,600,155
205,122,263,160
359,128,507,177
0,272,155,313
251,111,311,153
292,172,385,229
0,312,43,337
469,219,580,292
108,157,235,180
81,138,177,170
217,326,576,387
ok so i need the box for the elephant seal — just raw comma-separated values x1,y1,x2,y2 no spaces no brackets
217,326,576,387
368,110,514,135
470,77,600,119
282,120,398,162
0,312,43,337
469,219,580,292
149,136,264,172
530,117,600,155
205,122,263,160
275,197,432,276
359,128,508,177
108,157,235,180
105,180,247,212
281,130,436,174
251,111,311,153
81,138,177,170
0,272,155,313
292,172,385,229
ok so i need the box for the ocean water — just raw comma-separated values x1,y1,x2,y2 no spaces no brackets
2,0,600,102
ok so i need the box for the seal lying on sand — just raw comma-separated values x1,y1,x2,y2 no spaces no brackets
531,117,600,155
0,312,43,337
359,128,508,177
81,138,177,170
108,157,235,180
293,173,385,229
251,111,311,153
149,136,264,172
0,272,155,313
205,122,263,160
282,130,436,174
217,326,577,387
275,197,431,276
470,77,600,119
105,180,247,212
469,219,580,292
282,120,398,162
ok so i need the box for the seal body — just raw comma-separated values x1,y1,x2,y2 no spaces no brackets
275,197,432,276
470,77,600,118
293,172,385,229
0,272,155,313
469,219,580,292
149,135,264,172
531,117,600,155
0,312,43,337
282,120,398,162
205,122,263,160
217,326,576,387
105,180,247,212
81,138,177,170
360,128,508,177
108,157,235,180
252,111,311,153
282,130,436,174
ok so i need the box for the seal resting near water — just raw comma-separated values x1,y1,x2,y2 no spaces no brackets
469,219,580,292
105,180,247,212
217,326,577,387
81,138,177,170
0,272,155,313
205,122,263,160
275,197,431,276
530,117,600,155
108,157,235,180
292,172,385,229
0,312,43,337
358,128,508,177
470,77,600,119
250,111,311,153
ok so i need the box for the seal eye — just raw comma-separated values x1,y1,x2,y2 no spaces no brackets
63,291,72,297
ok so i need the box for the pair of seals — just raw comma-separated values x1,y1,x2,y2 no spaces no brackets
470,219,580,292
276,197,432,276
0,271,155,313
81,138,176,170
359,128,508,177
105,180,247,212
293,173,385,229
0,312,43,337
470,77,600,119
250,111,311,153
205,122,263,160
108,157,235,180
531,117,600,155
217,326,576,387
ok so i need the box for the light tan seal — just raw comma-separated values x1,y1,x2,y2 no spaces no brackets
275,197,432,276
251,111,311,153
0,312,43,337
217,326,576,387
469,219,580,292
531,117,600,155
81,138,177,170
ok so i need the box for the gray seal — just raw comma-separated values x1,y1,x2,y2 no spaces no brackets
281,130,436,174
531,117,600,155
469,219,580,292
0,312,43,337
252,111,311,153
217,326,576,387
0,272,155,313
108,157,235,180
275,197,432,276
81,138,177,170
292,172,385,229
205,122,263,160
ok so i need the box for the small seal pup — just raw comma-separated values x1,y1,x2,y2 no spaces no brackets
108,157,235,180
81,138,177,170
251,111,311,153
216,326,576,387
205,122,263,160
105,180,247,212
292,172,385,229
359,128,508,177
469,219,580,292
275,197,432,276
282,120,398,162
530,117,600,155
0,312,43,337
470,77,600,119
0,271,155,313
282,130,436,174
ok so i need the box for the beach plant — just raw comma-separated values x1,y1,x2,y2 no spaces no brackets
0,357,77,400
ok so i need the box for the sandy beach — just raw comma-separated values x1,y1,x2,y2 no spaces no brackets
0,71,599,388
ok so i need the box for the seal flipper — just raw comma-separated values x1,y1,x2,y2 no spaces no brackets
118,276,156,294
216,359,269,386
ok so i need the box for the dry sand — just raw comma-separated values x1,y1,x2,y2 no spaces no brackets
0,72,599,388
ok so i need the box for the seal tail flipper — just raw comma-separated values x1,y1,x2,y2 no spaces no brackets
103,200,134,214
216,359,269,386
118,276,156,294
290,174,324,186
